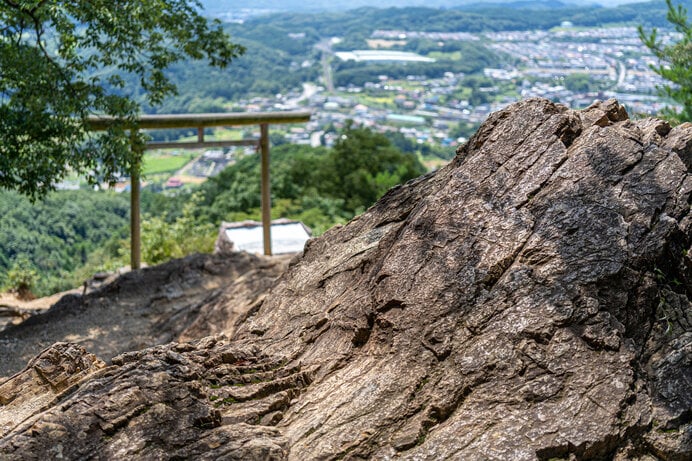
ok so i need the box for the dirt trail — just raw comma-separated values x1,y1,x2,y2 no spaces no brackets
0,252,290,381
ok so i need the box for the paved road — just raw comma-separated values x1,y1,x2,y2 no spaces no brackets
617,61,627,87
316,40,335,93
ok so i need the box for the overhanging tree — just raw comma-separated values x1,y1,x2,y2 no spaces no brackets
0,0,244,199
639,0,692,123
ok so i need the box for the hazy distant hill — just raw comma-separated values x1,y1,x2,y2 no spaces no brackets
198,0,644,15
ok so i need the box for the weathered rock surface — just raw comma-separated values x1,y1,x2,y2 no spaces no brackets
1,99,691,460
0,343,105,439
0,252,289,380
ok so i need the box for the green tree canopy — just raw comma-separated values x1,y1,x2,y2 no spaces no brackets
327,123,426,213
639,0,692,122
0,0,244,199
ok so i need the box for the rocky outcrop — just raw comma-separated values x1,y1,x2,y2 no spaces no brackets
0,99,690,460
0,343,105,439
0,252,289,380
0,338,301,459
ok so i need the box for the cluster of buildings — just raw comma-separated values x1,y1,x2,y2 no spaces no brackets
487,26,677,113
371,29,479,42
230,26,679,154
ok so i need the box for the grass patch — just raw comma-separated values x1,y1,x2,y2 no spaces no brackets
142,152,195,175
352,94,396,109
427,51,463,61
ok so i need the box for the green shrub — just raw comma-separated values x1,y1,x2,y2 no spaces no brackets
141,192,216,265
5,256,38,300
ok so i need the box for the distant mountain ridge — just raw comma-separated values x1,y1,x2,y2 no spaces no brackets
198,0,641,14
462,0,580,9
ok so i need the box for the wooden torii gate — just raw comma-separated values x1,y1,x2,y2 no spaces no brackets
88,110,312,269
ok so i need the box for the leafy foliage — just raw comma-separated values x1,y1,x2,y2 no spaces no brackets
327,123,425,212
0,0,243,199
562,73,609,94
193,145,341,234
222,2,691,39
639,0,692,122
140,193,216,265
4,256,38,300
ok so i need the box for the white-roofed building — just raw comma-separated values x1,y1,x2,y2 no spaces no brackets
334,50,435,63
215,219,312,255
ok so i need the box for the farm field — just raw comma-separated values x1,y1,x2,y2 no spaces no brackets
142,152,196,176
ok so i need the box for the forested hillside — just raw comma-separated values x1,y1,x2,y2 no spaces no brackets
0,192,130,295
147,37,318,114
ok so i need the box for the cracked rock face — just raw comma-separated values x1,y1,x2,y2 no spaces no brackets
1,99,691,460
